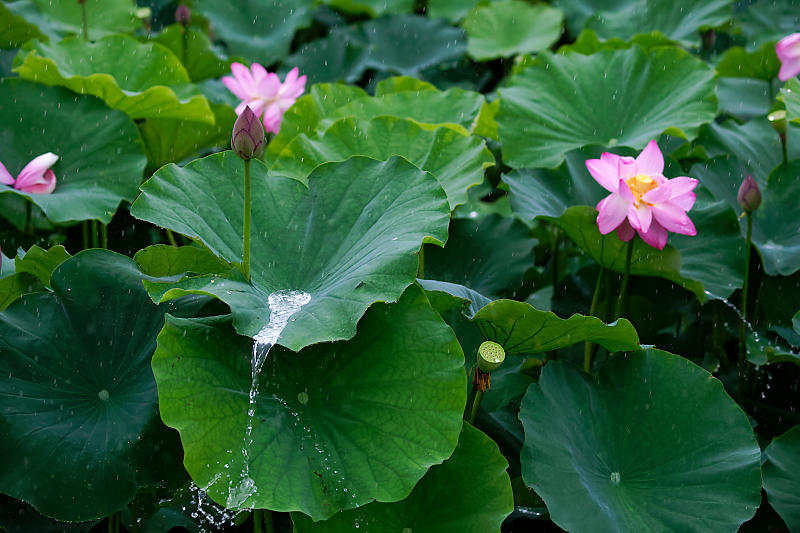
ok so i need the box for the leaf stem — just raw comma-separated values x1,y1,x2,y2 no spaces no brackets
91,220,99,248
739,213,753,396
551,226,560,296
23,201,32,236
242,158,252,281
613,239,634,319
79,0,89,41
82,220,89,249
417,245,424,279
165,229,177,247
583,265,605,373
101,223,108,249
467,389,484,425
264,510,276,533
253,509,264,533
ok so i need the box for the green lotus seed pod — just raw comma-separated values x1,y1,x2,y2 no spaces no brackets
477,341,505,373
768,110,787,137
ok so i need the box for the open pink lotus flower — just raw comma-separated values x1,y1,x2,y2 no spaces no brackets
222,63,307,135
0,153,58,194
776,33,800,82
585,140,697,250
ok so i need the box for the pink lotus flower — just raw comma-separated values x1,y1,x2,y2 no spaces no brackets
222,63,306,135
585,141,697,250
0,153,58,194
776,33,800,81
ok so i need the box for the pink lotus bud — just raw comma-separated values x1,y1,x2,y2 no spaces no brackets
175,4,191,26
737,175,761,213
231,106,265,160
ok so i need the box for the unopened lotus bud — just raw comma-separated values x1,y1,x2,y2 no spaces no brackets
477,341,505,373
175,4,191,26
231,106,265,160
737,175,762,214
768,110,787,138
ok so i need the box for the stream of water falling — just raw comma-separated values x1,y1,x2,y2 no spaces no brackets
226,290,311,510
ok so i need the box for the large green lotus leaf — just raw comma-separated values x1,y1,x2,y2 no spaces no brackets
283,15,466,85
139,102,235,172
4,0,138,42
271,116,494,210
0,1,46,48
423,215,536,298
131,153,450,351
152,285,466,520
463,1,563,61
0,79,146,224
566,0,733,43
693,158,800,276
747,332,800,366
763,425,800,531
134,244,231,278
551,0,633,36
557,28,676,55
291,424,513,532
697,118,782,183
508,154,745,300
519,349,762,532
13,244,70,287
14,34,214,123
427,0,481,22
0,250,204,521
319,0,414,15
417,278,493,318
715,42,780,81
193,0,313,64
471,299,639,355
153,25,229,82
268,81,484,158
497,46,717,169
717,78,772,121
736,0,800,50
0,272,40,311
0,495,96,533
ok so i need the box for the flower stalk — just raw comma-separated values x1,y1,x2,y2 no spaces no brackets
584,265,605,372
243,158,252,281
614,239,634,319
78,0,89,41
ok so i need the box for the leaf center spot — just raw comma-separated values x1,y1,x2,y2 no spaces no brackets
98,389,109,401
610,471,621,485
297,391,309,405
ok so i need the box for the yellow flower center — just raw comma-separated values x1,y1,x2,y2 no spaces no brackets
626,174,658,205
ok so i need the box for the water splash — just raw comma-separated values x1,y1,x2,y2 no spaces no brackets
182,478,236,532
228,290,311,510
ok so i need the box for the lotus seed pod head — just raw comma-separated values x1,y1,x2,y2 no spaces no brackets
477,341,506,373
737,175,762,214
768,110,787,137
175,4,191,26
231,106,265,160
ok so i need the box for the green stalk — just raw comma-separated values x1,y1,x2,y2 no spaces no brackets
242,158,252,281
739,213,753,396
165,229,177,247
583,265,605,373
551,227,560,295
82,221,89,249
253,509,264,533
91,220,99,248
613,239,634,319
79,1,89,41
782,134,788,165
264,510,276,533
417,246,424,279
23,201,32,236
101,223,108,249
467,389,484,425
